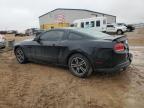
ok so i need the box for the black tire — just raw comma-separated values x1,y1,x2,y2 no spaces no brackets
68,54,93,78
117,30,123,35
15,47,27,64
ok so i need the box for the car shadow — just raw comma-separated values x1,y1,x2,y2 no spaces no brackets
29,60,131,79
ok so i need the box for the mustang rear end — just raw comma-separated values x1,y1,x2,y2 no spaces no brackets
94,35,133,72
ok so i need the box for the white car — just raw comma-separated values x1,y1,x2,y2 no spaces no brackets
106,24,127,35
0,34,6,49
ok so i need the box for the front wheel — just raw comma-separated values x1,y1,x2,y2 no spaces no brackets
68,54,93,78
15,47,27,64
127,28,131,32
117,30,123,35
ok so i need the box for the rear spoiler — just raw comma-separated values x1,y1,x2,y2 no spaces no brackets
103,35,127,42
113,35,127,42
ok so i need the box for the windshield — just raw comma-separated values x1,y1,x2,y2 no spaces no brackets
74,28,111,39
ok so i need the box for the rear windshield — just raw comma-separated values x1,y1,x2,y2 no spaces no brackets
74,28,111,39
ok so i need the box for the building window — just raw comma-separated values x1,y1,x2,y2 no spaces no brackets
81,22,84,28
96,21,100,27
90,21,95,27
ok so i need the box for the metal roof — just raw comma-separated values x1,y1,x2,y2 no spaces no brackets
39,8,116,18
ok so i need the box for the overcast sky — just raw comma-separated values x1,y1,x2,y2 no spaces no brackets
0,0,144,32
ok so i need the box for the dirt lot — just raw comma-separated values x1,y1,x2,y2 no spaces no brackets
126,28,144,46
0,29,144,108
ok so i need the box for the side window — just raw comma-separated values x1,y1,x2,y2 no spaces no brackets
107,25,114,27
68,32,84,40
81,22,84,28
85,22,89,28
90,21,95,27
40,31,64,41
96,20,100,27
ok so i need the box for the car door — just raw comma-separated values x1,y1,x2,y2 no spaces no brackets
34,30,65,63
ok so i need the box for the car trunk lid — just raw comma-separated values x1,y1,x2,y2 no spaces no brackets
102,35,126,42
103,35,130,66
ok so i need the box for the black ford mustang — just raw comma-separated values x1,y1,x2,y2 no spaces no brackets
14,28,132,78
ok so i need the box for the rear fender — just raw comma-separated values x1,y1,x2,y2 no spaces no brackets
66,50,93,67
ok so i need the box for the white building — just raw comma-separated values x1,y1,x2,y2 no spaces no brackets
39,8,116,30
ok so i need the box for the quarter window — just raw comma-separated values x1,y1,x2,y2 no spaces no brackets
40,31,64,41
68,32,84,40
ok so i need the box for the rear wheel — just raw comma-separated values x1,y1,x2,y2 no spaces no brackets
15,47,27,64
68,54,93,78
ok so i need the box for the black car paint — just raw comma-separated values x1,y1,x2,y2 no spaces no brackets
14,29,131,72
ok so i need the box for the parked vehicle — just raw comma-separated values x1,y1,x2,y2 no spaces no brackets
0,31,7,35
117,23,135,32
106,24,127,35
0,30,18,35
7,30,18,34
14,28,132,78
15,33,26,37
73,17,107,32
0,34,6,49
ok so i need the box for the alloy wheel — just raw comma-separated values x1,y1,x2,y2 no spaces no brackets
15,48,25,63
70,57,87,75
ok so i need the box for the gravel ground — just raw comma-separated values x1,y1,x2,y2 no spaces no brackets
0,47,144,108
0,29,144,108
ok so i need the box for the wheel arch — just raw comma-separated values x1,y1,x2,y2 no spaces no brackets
14,45,22,52
14,45,20,52
14,45,25,55
117,29,123,32
66,50,94,69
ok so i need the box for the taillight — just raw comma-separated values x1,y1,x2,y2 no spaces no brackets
114,43,125,52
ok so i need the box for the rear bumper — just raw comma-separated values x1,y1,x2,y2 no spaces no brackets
95,60,131,72
94,53,133,72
